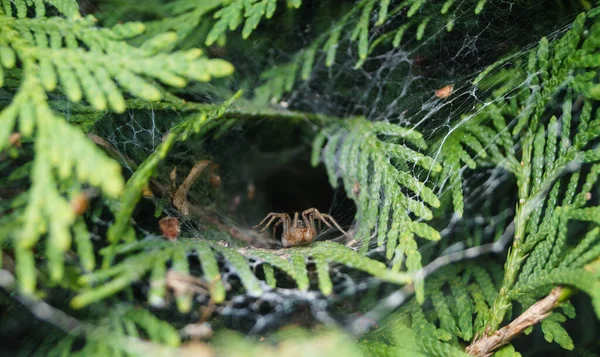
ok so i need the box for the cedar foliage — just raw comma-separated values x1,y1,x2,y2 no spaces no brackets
1,0,600,356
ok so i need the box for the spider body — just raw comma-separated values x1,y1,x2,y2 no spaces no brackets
254,208,351,247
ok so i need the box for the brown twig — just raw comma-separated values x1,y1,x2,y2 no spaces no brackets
172,160,212,216
167,161,271,247
466,286,567,356
90,136,271,248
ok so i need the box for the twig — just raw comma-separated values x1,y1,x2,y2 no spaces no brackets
0,269,85,334
162,161,272,248
416,221,514,281
466,286,568,356
87,133,138,171
172,160,212,216
91,133,271,248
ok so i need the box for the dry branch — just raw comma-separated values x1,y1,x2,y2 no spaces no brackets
167,161,272,247
466,286,566,356
173,160,212,215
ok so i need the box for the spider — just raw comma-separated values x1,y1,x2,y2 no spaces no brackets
254,208,351,247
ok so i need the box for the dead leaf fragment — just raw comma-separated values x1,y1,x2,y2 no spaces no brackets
247,182,256,200
435,84,453,98
8,133,21,147
209,174,221,188
70,193,89,215
159,216,180,240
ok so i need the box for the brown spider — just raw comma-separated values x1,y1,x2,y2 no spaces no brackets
254,208,352,247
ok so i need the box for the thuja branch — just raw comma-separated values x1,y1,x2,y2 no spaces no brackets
466,286,573,356
487,133,534,332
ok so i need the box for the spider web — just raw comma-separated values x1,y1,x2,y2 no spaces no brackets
86,0,585,335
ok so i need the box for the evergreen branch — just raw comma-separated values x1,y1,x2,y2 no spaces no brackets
0,3,236,294
99,0,497,105
443,11,590,222
468,10,600,337
255,0,493,102
0,0,80,18
438,110,517,217
0,269,86,335
248,241,412,288
2,72,123,294
98,0,293,49
540,313,575,350
109,0,301,47
74,238,410,309
2,1,600,355
1,14,234,113
313,117,441,301
141,1,224,45
205,0,292,46
362,320,470,357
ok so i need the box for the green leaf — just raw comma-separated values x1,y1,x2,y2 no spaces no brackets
541,319,574,350
494,344,522,357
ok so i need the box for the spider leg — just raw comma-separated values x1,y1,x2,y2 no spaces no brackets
272,220,282,240
302,208,332,229
300,211,315,236
254,214,280,232
254,213,289,233
254,212,278,228
302,208,352,238
281,213,292,237
320,213,352,239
